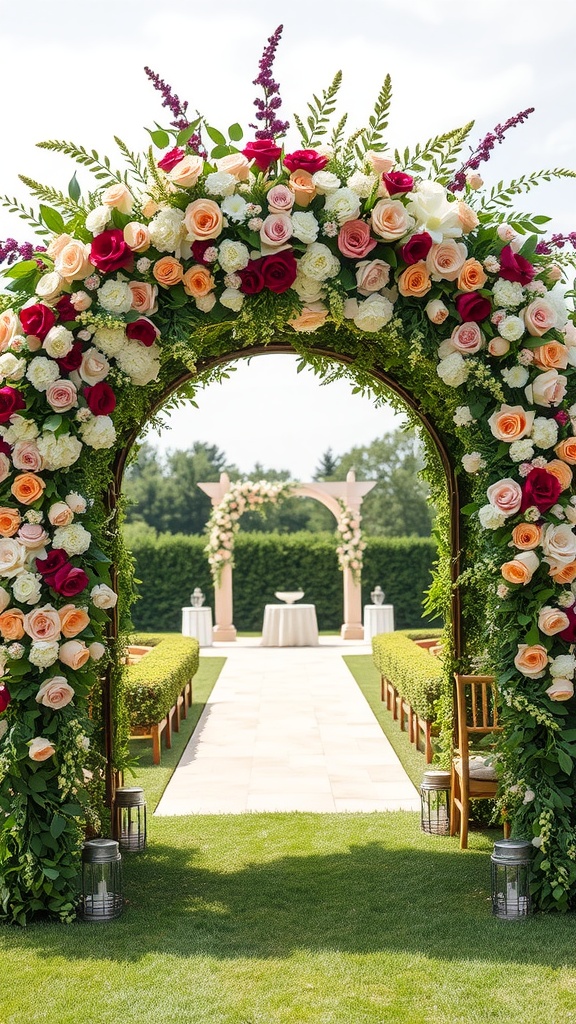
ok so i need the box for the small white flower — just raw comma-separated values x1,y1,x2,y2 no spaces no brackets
221,194,248,223
522,789,535,804
29,640,59,670
26,356,60,393
549,654,576,678
501,364,529,388
498,315,525,342
462,452,486,474
43,325,74,359
148,208,185,253
205,172,236,196
218,239,250,274
531,417,558,450
298,243,340,282
453,406,475,427
219,288,244,312
79,415,117,450
509,439,535,463
136,257,152,274
478,504,506,530
437,352,470,388
323,187,361,225
52,523,91,556
85,205,111,235
346,170,378,198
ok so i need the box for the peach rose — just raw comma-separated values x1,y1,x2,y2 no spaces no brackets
545,460,573,492
153,256,184,289
182,264,215,299
371,199,413,241
215,153,250,181
0,310,18,352
288,303,329,333
11,472,45,505
35,676,75,710
48,501,74,527
514,643,548,678
101,183,134,214
0,609,25,640
488,337,510,357
488,404,535,442
0,587,10,613
511,523,542,550
54,241,92,282
58,639,90,670
129,281,158,315
45,380,78,414
426,240,468,281
184,199,223,241
538,605,570,636
555,438,576,465
288,170,316,207
542,523,576,566
546,679,574,701
266,184,295,213
356,259,390,295
524,298,557,337
46,234,72,259
366,152,395,174
123,223,151,253
0,454,11,484
425,299,449,324
458,201,480,233
28,737,56,762
260,213,293,249
168,154,204,188
397,262,432,298
18,524,48,549
0,508,21,537
548,561,576,584
70,291,92,313
487,478,522,517
58,604,90,638
501,549,539,585
457,258,487,292
532,341,569,370
24,605,61,642
527,369,568,408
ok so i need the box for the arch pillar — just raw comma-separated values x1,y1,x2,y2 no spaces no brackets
197,472,237,642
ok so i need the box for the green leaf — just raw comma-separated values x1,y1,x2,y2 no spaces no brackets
210,145,234,160
42,414,63,433
228,123,243,142
68,172,81,202
557,748,573,775
146,127,170,149
49,815,68,840
3,260,39,279
43,867,59,880
206,125,226,146
40,205,65,234
176,120,202,147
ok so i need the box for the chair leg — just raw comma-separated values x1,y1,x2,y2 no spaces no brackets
424,721,432,763
152,725,161,766
459,789,470,849
450,767,459,837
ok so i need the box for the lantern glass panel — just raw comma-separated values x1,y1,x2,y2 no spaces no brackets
420,770,451,836
114,786,147,853
80,839,123,922
491,839,532,920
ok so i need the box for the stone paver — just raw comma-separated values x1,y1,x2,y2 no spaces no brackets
155,637,420,815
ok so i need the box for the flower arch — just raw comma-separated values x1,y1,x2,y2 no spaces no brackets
1,25,576,920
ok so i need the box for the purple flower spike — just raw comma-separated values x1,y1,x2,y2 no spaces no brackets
144,66,207,159
0,238,45,267
448,108,535,192
249,25,290,141
535,232,576,255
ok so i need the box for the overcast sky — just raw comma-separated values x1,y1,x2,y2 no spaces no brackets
1,0,575,478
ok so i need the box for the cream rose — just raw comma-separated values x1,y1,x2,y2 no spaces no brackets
526,369,568,408
215,153,250,181
91,583,118,609
541,523,576,567
58,640,90,670
356,259,391,296
35,676,75,710
486,478,522,518
54,241,92,283
101,183,134,214
28,737,56,762
123,222,151,252
79,348,110,386
168,154,204,188
425,299,449,325
371,199,414,241
546,679,574,701
426,240,468,282
288,303,329,333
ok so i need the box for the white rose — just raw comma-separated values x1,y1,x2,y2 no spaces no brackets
311,170,341,194
292,272,325,304
89,641,107,661
346,294,394,333
531,417,558,449
12,572,42,605
148,208,185,253
323,187,361,225
196,294,216,313
542,523,576,566
80,348,110,386
0,353,26,381
52,523,91,556
79,415,117,450
97,278,133,314
291,212,319,244
298,243,340,282
35,271,63,301
0,538,27,578
26,356,60,392
91,583,118,609
85,205,112,235
436,352,470,388
43,325,74,359
92,328,125,358
218,239,250,274
219,288,244,312
205,172,236,197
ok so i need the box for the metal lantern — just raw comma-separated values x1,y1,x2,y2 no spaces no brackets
190,587,205,608
80,838,123,922
370,585,385,606
114,786,147,853
420,769,451,835
491,838,532,920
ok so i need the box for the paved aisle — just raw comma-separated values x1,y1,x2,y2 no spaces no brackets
155,638,420,815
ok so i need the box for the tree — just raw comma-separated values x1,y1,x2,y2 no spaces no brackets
314,447,338,480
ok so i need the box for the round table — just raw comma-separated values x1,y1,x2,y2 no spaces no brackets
363,604,395,642
261,603,319,647
181,606,213,646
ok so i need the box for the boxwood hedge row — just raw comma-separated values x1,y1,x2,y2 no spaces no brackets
371,632,444,722
124,634,200,727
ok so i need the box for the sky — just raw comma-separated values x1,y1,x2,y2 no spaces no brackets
1,0,575,478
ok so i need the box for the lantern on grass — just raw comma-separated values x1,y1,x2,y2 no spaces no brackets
80,838,123,922
420,769,451,835
491,838,532,920
114,786,147,853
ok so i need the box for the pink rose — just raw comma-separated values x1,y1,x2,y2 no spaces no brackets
17,524,49,549
58,639,90,670
35,676,75,710
487,478,523,517
259,213,293,250
449,322,484,355
266,184,295,213
45,380,78,414
28,737,56,762
524,298,557,337
526,369,568,408
426,240,468,282
355,259,391,295
371,199,413,241
12,441,43,473
337,220,378,260
129,281,158,315
24,604,62,642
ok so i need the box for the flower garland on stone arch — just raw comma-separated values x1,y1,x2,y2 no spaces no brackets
0,23,575,919
205,478,292,584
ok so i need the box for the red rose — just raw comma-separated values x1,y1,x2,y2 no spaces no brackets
521,467,562,513
0,684,10,713
283,149,329,174
158,147,186,172
399,232,433,265
0,387,26,424
498,245,535,286
55,295,78,323
242,140,282,172
559,606,576,644
36,548,69,585
19,303,55,340
84,381,117,416
191,240,216,266
382,171,414,196
90,229,133,274
52,564,90,597
57,341,84,374
0,439,11,457
125,318,158,347
261,250,298,294
455,292,492,323
238,260,265,295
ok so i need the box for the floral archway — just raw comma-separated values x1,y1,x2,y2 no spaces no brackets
1,24,576,921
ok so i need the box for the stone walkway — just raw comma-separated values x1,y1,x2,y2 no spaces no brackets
155,637,420,815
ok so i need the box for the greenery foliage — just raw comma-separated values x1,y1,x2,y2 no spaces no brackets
371,632,444,722
125,635,199,727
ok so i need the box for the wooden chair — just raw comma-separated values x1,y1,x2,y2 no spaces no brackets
450,674,504,849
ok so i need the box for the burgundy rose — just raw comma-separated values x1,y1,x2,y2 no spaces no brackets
399,232,433,265
90,229,133,274
52,564,89,597
0,438,11,457
36,548,69,586
191,240,217,265
559,606,576,644
126,318,158,347
521,467,562,513
158,147,186,172
499,244,536,286
555,410,570,426
19,303,55,341
283,149,329,174
0,683,10,713
57,341,84,375
382,171,414,196
261,250,298,294
455,292,492,323
0,387,26,424
238,260,265,295
242,140,282,172
84,381,117,416
55,295,78,323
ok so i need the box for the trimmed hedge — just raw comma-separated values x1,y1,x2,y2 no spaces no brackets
127,532,438,633
372,632,443,722
125,634,200,728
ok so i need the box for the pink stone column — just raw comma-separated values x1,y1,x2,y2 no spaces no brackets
341,566,364,641
213,562,237,642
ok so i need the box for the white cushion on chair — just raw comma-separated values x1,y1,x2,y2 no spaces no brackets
454,755,498,781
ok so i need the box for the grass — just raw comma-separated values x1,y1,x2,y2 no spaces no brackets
3,646,576,1023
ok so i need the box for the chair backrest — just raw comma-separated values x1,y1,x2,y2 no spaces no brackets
454,674,501,759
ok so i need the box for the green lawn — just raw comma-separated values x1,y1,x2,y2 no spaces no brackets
2,649,576,1024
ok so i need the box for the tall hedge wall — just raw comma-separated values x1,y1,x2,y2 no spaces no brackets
126,531,439,633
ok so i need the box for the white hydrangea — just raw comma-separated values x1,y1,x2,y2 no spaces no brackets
85,205,111,235
462,452,486,474
220,194,248,223
2,415,39,443
43,325,74,359
498,315,525,342
531,416,559,449
509,438,535,462
205,172,236,197
0,353,26,382
115,340,160,386
453,406,475,427
298,243,340,282
291,212,319,244
492,279,525,309
323,187,361,225
478,503,506,530
346,171,378,198
29,640,59,669
550,654,576,678
79,415,117,450
436,352,470,388
36,432,83,471
148,208,185,252
26,356,60,392
52,523,91,556
97,278,133,314
92,328,125,358
218,239,250,274
501,365,529,388
311,170,341,194
348,294,394,333
292,272,326,304
219,288,244,312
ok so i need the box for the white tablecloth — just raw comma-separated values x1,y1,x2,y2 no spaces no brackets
364,604,395,642
181,606,213,647
261,603,319,647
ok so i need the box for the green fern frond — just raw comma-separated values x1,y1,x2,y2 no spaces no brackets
353,74,392,159
36,139,126,188
479,169,576,214
330,113,348,154
0,196,47,236
145,147,173,203
477,208,551,234
114,137,147,185
293,70,343,148
394,121,475,181
18,175,82,215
